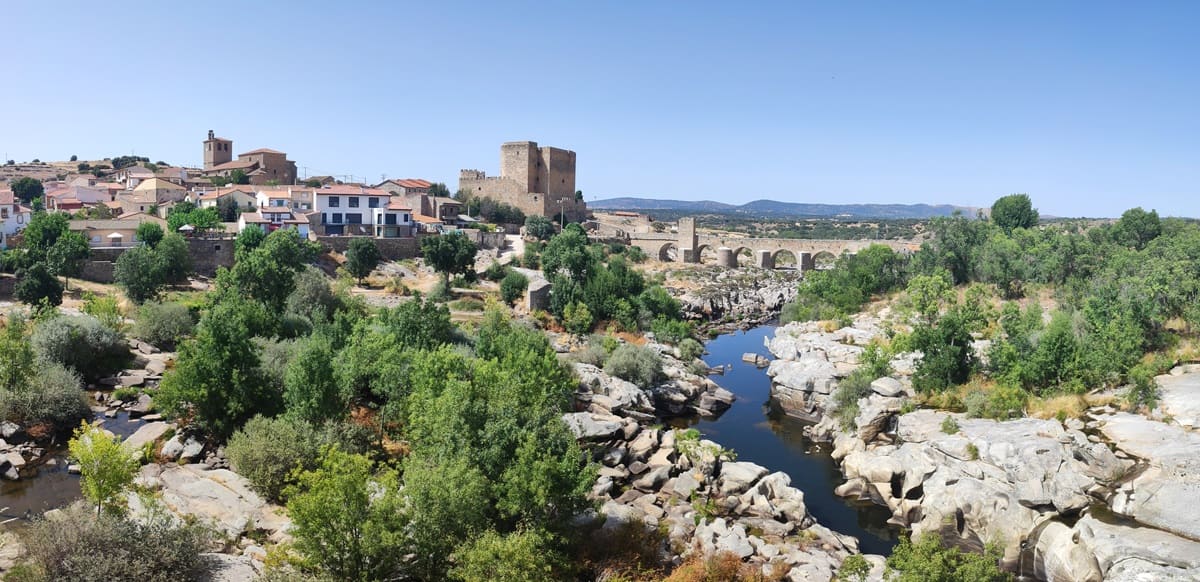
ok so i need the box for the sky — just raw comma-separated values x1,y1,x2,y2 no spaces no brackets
2,1,1197,218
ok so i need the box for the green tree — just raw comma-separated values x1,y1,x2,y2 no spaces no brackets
912,307,976,393
136,222,164,248
305,178,323,188
68,421,140,516
562,301,593,335
167,205,221,233
500,270,529,306
286,448,407,582
113,245,165,303
450,528,567,582
21,211,70,263
0,316,35,390
230,169,250,185
1114,207,1161,250
9,176,44,203
905,270,954,324
235,224,266,257
541,224,594,282
421,231,478,287
428,182,451,198
46,230,90,290
524,215,555,241
220,228,318,313
990,193,1039,234
885,533,1010,582
284,334,346,423
345,237,381,285
156,297,278,438
15,262,63,308
838,554,871,582
403,455,493,580
155,232,192,284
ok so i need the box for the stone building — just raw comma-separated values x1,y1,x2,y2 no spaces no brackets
459,141,588,222
200,130,298,186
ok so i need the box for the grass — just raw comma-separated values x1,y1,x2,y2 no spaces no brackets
1026,394,1087,420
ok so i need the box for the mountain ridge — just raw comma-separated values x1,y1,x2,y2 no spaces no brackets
589,197,978,219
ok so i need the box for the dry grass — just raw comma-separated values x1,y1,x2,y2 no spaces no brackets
1026,394,1087,420
663,550,787,582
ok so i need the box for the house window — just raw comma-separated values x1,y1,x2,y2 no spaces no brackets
385,213,396,225
403,214,410,223
329,196,340,208
368,197,379,208
349,197,360,208
347,213,362,224
214,245,221,251
332,213,343,224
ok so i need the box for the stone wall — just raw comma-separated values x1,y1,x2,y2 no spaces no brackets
316,236,421,261
460,230,507,250
187,238,235,276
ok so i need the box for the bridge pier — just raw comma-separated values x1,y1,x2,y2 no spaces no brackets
798,252,815,272
680,247,699,263
716,247,735,268
755,250,774,269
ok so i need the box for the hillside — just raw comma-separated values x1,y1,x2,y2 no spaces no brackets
590,197,977,219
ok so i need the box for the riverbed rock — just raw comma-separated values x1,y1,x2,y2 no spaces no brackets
869,376,905,397
1034,513,1200,581
717,461,769,496
122,421,172,451
1157,370,1200,424
561,412,623,442
672,267,801,324
1095,412,1200,541
202,553,259,581
132,463,290,540
574,363,654,417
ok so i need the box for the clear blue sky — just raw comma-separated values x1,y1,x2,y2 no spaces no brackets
2,1,1197,217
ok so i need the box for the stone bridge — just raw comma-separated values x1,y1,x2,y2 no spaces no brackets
624,218,917,270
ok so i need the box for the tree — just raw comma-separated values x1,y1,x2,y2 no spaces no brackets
167,205,220,233
9,177,44,203
990,194,1038,234
69,155,78,162
286,448,407,582
155,233,191,284
428,182,451,198
563,301,593,335
500,270,529,306
235,224,266,257
305,178,323,188
450,528,566,582
22,211,70,261
215,195,241,222
541,224,594,282
44,230,89,290
345,237,381,285
68,421,140,516
885,533,1010,582
15,263,63,308
1115,207,1161,250
230,169,250,185
524,215,555,241
156,297,278,438
421,231,478,287
113,245,165,303
220,228,318,313
136,222,164,248
284,334,346,423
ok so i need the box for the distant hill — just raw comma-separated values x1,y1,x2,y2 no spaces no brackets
590,197,976,219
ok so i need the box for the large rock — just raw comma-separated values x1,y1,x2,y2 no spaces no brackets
122,421,173,452
1034,513,1200,581
133,464,289,539
1096,412,1200,541
202,553,258,582
561,412,623,442
716,461,768,496
574,363,654,416
869,376,905,397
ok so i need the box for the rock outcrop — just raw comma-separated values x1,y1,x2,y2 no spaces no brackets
670,267,801,326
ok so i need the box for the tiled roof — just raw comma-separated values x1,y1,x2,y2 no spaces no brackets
0,190,13,205
239,148,285,156
317,185,390,196
413,214,442,224
207,159,258,172
133,178,184,191
391,178,432,189
387,202,413,211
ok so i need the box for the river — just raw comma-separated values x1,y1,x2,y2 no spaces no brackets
684,324,900,555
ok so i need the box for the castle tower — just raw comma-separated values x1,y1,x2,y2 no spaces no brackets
500,141,541,193
203,129,233,170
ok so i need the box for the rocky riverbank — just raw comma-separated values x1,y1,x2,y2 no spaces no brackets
763,318,1200,581
666,267,801,331
564,341,885,581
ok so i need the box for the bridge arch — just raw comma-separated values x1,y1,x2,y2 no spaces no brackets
730,247,751,268
772,249,799,270
813,250,838,270
696,244,718,265
658,242,678,262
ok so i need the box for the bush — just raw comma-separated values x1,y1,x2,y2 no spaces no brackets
678,338,704,361
0,362,88,429
132,302,194,350
499,271,529,306
16,502,212,582
483,261,508,282
831,369,875,430
31,315,128,380
941,416,960,434
604,344,664,388
81,292,125,332
226,415,369,502
885,532,1010,582
839,554,872,582
651,316,693,345
964,384,1027,420
563,301,593,335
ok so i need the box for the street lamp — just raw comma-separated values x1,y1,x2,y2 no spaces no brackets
558,197,567,226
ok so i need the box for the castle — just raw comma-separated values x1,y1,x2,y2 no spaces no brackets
459,141,588,222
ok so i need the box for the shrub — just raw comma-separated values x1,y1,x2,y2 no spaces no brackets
0,361,88,429
604,344,664,388
885,532,1010,581
626,245,648,263
17,502,212,582
1127,363,1161,410
450,297,486,312
31,315,128,380
832,369,875,430
839,554,872,582
678,338,704,361
132,302,194,350
450,528,568,582
69,421,140,515
429,280,451,302
499,271,529,306
563,301,594,335
14,263,62,308
483,261,508,281
651,317,693,345
941,416,960,434
225,415,373,503
81,292,125,332
964,384,1027,420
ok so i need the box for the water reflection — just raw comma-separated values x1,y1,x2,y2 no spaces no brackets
689,324,900,555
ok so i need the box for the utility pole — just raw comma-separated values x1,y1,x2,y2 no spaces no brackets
558,197,567,225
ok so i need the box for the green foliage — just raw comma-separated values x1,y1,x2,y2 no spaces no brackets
604,344,664,388
912,307,976,393
132,301,194,349
678,337,704,361
500,270,529,306
114,245,164,303
788,244,907,320
1126,362,1161,411
219,228,318,314
285,448,407,582
990,194,1038,234
344,237,381,285
0,360,88,429
284,334,346,423
136,222,164,248
450,528,567,582
16,502,212,582
483,260,508,281
464,195,526,224
941,416,960,434
81,291,125,332
31,315,128,380
166,203,221,233
421,231,478,286
226,415,369,502
46,231,89,288
1114,207,1161,250
14,263,62,308
9,177,43,202
524,215,556,241
839,554,871,582
905,271,954,323
651,316,693,345
964,384,1027,419
157,297,279,439
563,301,593,335
69,422,140,515
884,533,1011,582
155,233,192,284
541,224,594,282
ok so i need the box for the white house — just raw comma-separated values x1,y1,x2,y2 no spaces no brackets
114,166,156,189
237,208,311,238
372,201,414,238
0,190,31,248
314,185,393,236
